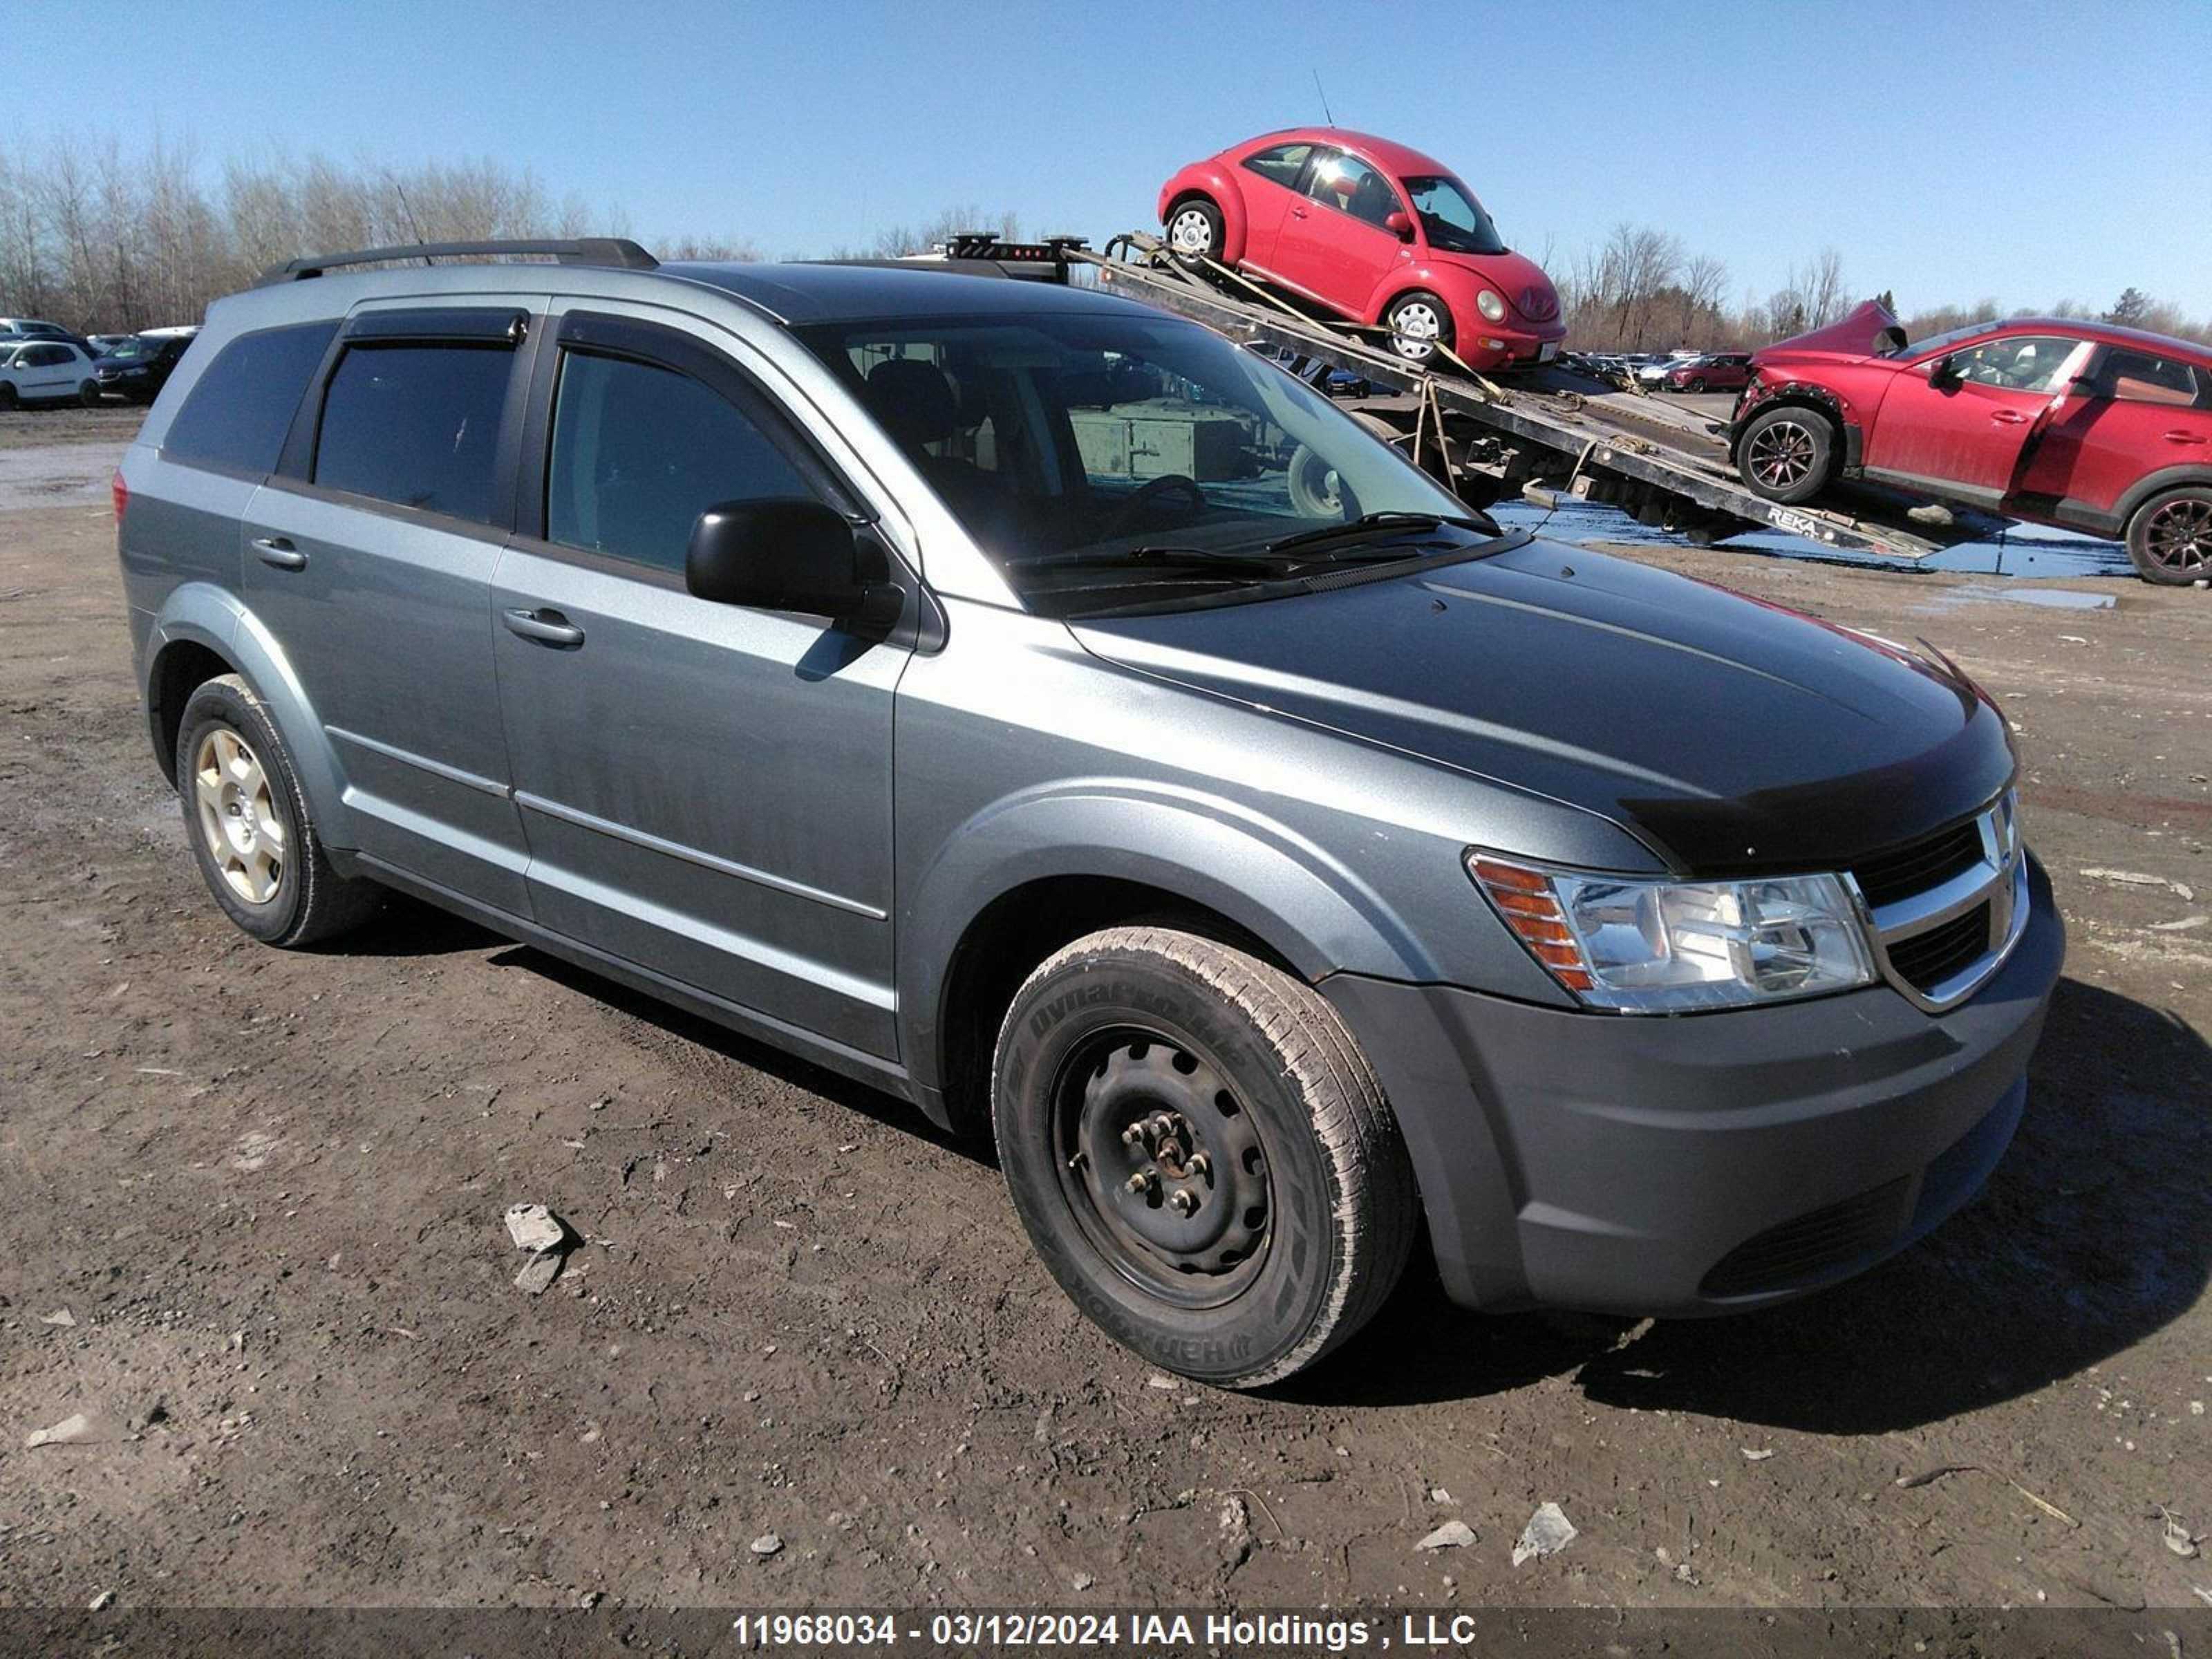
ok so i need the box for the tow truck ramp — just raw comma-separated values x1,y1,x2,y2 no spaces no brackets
930,233,1968,563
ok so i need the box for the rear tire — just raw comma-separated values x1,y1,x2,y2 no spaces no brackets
1384,291,1454,365
176,674,383,948
1163,196,1224,265
2124,486,2212,585
1736,405,1836,504
0,384,17,411
992,926,1417,1388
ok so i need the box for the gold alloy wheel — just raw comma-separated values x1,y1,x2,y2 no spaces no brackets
193,727,286,906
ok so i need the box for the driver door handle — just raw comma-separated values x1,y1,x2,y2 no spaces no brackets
1290,206,1309,218
1989,409,2030,424
2165,431,2207,444
252,536,306,570
503,607,585,648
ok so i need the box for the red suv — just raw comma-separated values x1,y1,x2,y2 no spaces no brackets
1733,310,2212,584
1157,127,1566,371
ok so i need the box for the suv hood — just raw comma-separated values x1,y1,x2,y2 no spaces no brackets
1756,299,1906,366
1432,247,1560,326
1071,541,2012,875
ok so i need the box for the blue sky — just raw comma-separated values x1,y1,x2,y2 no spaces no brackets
24,0,2211,315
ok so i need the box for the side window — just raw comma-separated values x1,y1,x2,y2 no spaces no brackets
163,320,338,475
1949,335,2077,394
545,350,813,574
1240,142,1313,189
2095,348,2202,408
1304,150,1401,231
313,342,513,523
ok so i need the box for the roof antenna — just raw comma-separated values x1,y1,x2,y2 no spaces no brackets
1312,69,1335,125
391,178,433,265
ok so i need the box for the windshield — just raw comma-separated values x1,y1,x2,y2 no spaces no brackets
1399,175,1506,256
796,310,1485,617
1903,321,2000,362
105,337,165,360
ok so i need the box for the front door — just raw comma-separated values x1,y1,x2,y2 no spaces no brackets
1265,148,1408,316
1864,333,2090,503
489,305,907,1058
242,299,543,912
1230,140,1318,270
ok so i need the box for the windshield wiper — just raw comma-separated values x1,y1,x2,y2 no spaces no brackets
1019,545,1291,577
1262,511,1490,557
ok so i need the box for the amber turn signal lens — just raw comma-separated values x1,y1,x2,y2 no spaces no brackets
1466,854,1597,993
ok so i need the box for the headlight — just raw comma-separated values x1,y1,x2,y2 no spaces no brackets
1475,289,1507,323
1468,853,1875,1013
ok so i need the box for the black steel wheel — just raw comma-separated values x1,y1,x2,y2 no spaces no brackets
1736,405,1835,504
2126,487,2212,586
993,926,1417,1387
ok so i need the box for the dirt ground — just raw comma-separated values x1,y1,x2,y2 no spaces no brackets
1,420,2208,1617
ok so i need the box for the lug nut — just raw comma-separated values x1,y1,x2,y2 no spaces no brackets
1125,1169,1157,1195
1121,1125,1144,1146
1169,1188,1199,1216
1186,1152,1211,1181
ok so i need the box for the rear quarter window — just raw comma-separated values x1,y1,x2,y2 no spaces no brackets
163,321,337,476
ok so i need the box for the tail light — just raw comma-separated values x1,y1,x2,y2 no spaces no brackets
111,469,129,524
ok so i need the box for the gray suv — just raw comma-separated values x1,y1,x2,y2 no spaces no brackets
116,238,2063,1387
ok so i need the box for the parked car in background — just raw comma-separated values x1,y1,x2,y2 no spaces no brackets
115,239,2060,1386
0,339,101,408
1666,352,1754,393
1157,127,1565,370
1734,311,2212,585
94,327,198,403
0,316,100,358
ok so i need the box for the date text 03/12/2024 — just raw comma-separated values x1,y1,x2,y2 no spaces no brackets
730,1611,1512,1650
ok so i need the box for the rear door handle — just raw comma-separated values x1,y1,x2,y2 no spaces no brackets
502,607,585,648
1989,409,2030,425
252,536,306,570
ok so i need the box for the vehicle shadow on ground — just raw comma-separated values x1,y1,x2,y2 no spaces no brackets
1287,977,2211,1431
482,937,989,1167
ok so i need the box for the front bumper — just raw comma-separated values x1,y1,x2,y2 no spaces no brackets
1459,322,1566,371
1322,856,2064,1316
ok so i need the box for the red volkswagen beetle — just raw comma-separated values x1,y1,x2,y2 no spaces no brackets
1156,127,1566,371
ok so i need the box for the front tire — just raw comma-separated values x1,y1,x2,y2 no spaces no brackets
79,380,101,407
176,674,382,947
1384,291,1453,365
1686,376,1707,393
1736,405,1836,504
992,926,1417,1388
2124,486,2212,585
1163,196,1224,266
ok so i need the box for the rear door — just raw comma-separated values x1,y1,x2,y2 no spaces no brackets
1266,148,1407,315
241,298,544,912
2019,345,2211,516
1863,332,2090,503
489,303,907,1056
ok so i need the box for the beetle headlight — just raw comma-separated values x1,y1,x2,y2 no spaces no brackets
1475,289,1508,323
1468,852,1875,1013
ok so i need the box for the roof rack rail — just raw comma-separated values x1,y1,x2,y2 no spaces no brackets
256,238,659,287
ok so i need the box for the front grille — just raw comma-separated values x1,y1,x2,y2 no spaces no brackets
1850,818,1986,908
1701,1177,1913,1297
1847,792,2025,1012
1884,902,1993,993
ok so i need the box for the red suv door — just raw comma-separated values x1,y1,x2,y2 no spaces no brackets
1863,333,2091,503
2018,344,2212,519
1263,148,1407,317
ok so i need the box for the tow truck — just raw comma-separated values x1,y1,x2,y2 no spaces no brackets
916,233,1992,562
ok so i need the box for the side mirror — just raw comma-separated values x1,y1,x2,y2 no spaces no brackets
1384,210,1414,239
685,498,903,630
1929,354,1961,388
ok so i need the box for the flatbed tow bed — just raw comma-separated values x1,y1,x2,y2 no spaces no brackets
1046,233,1990,561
